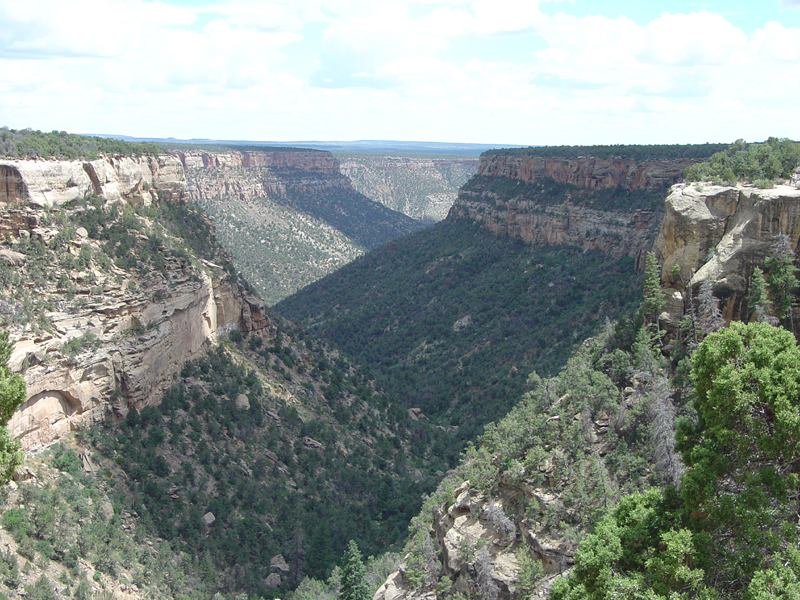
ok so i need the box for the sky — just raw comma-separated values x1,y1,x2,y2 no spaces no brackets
2,0,800,146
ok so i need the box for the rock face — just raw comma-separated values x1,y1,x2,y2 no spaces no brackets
2,155,271,449
0,154,186,208
477,154,693,192
655,183,800,325
447,153,686,269
451,192,660,267
174,149,343,203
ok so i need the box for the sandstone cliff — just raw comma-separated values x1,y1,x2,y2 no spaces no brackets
477,154,692,192
655,182,800,326
175,149,347,204
450,187,660,268
0,154,185,207
1,156,271,449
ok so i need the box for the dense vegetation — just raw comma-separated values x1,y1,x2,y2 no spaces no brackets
492,143,728,161
0,127,161,159
80,338,436,599
394,308,688,598
684,137,800,186
462,174,669,212
0,189,444,598
276,218,643,449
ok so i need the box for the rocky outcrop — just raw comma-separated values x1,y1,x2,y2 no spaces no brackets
0,154,186,208
655,183,800,325
7,252,270,449
177,149,353,204
478,154,693,192
448,153,684,269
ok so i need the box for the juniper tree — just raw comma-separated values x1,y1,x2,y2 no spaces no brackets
0,330,25,483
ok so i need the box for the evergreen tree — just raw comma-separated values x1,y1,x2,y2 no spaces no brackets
642,251,665,336
339,540,370,600
0,330,25,483
765,235,798,333
747,266,777,325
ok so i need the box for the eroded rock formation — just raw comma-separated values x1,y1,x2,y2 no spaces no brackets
451,191,660,267
338,155,478,222
0,155,186,208
655,182,800,326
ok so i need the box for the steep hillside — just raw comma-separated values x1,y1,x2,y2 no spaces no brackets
175,148,427,304
337,154,478,223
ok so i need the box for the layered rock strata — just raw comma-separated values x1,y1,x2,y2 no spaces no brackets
450,192,659,267
478,154,693,192
174,149,345,203
338,155,478,222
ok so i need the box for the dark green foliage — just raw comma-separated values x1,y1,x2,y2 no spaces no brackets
684,137,800,184
643,252,665,332
462,174,669,212
556,322,800,599
339,540,370,600
276,218,642,447
490,143,727,161
89,344,434,599
746,267,775,324
765,236,798,330
50,443,82,475
0,127,160,159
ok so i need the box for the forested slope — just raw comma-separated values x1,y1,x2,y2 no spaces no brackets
275,218,643,446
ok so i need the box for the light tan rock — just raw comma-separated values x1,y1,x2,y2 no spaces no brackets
655,183,800,323
270,554,291,573
0,155,186,209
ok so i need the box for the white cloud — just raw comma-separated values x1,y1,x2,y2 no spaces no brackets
0,0,799,144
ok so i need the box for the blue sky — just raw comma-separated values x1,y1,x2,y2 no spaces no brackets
1,0,800,145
